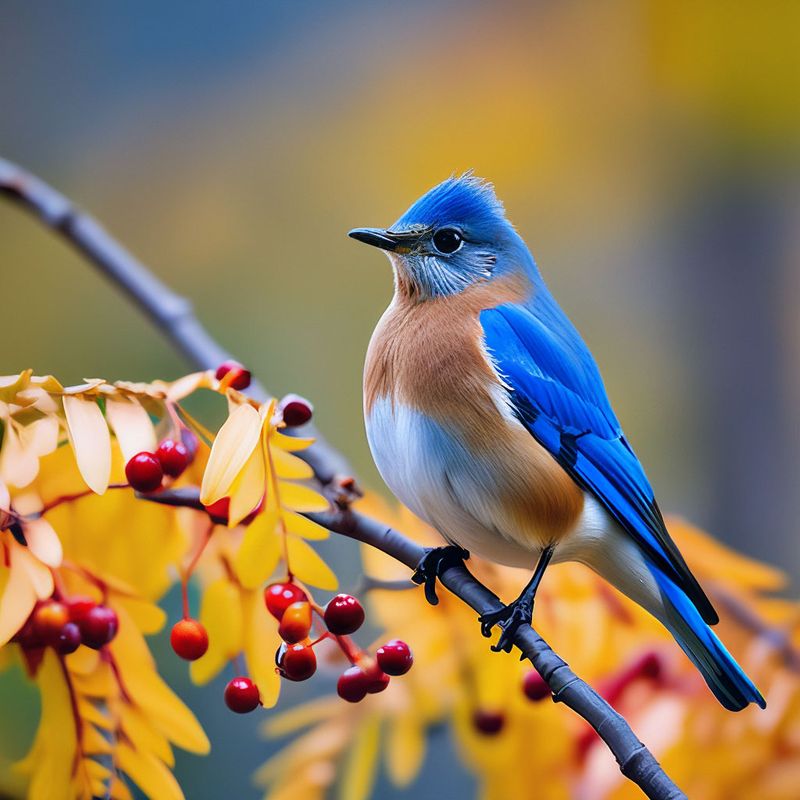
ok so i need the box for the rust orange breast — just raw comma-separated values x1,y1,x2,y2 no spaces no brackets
364,273,584,546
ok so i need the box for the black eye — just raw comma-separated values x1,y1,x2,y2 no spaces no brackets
432,227,463,254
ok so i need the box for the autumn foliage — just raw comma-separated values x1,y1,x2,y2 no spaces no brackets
1,370,799,799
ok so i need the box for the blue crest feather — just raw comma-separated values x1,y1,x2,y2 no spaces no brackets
393,172,505,232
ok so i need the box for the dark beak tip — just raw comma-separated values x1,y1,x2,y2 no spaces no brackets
348,227,398,252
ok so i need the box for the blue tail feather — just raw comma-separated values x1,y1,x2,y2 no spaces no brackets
649,561,765,711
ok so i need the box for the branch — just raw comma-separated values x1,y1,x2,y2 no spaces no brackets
0,157,686,800
0,157,350,486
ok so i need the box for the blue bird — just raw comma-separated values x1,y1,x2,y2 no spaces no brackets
349,173,765,711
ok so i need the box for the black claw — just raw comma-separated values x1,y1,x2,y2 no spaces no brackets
411,545,469,606
479,600,534,653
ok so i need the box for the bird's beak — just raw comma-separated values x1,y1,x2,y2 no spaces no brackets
348,227,402,252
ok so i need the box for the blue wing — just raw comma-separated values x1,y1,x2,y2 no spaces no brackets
480,301,718,625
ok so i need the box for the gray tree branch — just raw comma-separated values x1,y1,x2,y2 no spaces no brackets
0,156,686,800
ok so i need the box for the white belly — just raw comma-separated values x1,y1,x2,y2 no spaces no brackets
366,396,545,568
365,396,665,621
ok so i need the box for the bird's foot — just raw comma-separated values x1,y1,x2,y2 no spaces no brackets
411,545,469,605
479,598,534,653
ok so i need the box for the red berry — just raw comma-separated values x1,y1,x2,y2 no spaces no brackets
363,664,390,694
473,709,505,735
279,394,314,427
79,605,119,649
280,643,317,681
224,676,260,713
204,497,230,522
203,496,262,526
337,666,370,703
278,601,312,644
523,670,550,702
65,596,97,624
639,652,663,680
215,360,251,391
376,639,413,676
170,619,209,661
156,439,190,478
125,452,163,493
323,594,365,635
55,622,82,655
32,601,70,644
264,583,308,621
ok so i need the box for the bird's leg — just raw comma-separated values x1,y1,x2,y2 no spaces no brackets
479,544,555,653
411,545,470,606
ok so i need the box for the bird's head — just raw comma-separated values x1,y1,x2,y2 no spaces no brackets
349,173,530,302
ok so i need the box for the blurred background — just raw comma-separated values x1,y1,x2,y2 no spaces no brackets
1,1,798,797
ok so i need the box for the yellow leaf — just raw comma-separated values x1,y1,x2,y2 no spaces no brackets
106,397,157,463
200,404,262,505
66,646,101,676
113,594,167,634
285,537,338,590
0,543,40,646
109,777,134,800
190,578,244,686
166,371,211,402
18,415,59,458
261,696,340,738
340,715,381,800
669,516,787,591
120,703,174,767
63,394,111,494
283,510,329,541
77,699,113,730
0,416,59,489
242,589,282,708
63,378,105,394
271,447,313,480
109,607,209,754
234,508,282,589
117,744,184,800
278,481,329,513
386,714,425,787
86,758,112,781
228,441,266,528
0,421,40,489
22,516,63,568
0,370,32,399
271,431,314,452
16,650,77,800
72,659,116,698
83,723,113,755
16,542,55,599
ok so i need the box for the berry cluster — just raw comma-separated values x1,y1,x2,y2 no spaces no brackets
125,431,197,494
270,582,413,705
15,596,119,655
188,581,413,715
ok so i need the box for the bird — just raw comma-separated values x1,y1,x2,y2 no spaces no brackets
349,173,765,712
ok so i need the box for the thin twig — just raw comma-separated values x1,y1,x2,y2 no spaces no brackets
0,157,686,800
713,585,800,672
